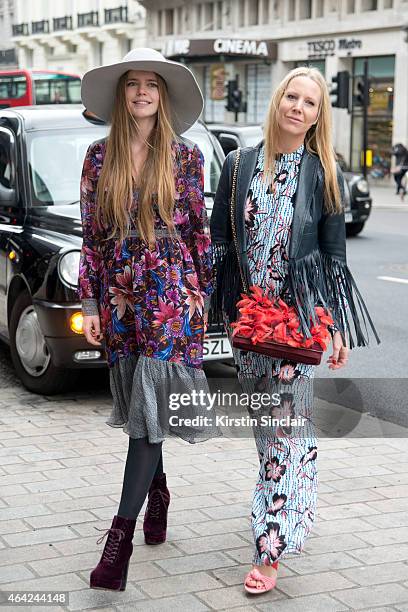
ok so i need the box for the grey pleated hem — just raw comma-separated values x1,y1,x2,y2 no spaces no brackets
107,353,222,444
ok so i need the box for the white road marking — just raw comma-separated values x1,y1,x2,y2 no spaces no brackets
377,276,408,285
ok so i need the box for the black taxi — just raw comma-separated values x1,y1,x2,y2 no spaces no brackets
0,106,231,394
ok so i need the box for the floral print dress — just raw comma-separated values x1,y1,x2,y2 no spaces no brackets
231,144,318,566
78,139,217,443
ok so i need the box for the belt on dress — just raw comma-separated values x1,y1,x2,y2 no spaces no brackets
126,228,182,240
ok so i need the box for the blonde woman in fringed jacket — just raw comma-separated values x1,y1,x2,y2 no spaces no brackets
210,67,379,595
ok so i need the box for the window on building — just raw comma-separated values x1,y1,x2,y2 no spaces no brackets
183,5,192,31
300,0,312,19
288,0,296,21
26,49,33,68
383,0,393,7
204,65,227,124
246,64,272,123
315,0,324,17
203,2,214,30
248,0,259,25
195,4,202,29
361,0,377,10
261,0,269,22
295,60,325,77
346,0,355,12
215,1,223,29
175,7,183,34
123,38,131,55
351,55,395,175
327,0,337,11
271,0,280,19
157,10,162,36
164,8,174,34
238,0,245,27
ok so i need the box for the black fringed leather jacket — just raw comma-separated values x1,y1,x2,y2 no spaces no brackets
210,142,379,349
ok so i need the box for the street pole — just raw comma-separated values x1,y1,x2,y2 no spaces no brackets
362,59,369,179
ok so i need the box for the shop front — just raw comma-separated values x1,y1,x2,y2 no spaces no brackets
279,30,404,175
161,37,277,124
351,56,395,178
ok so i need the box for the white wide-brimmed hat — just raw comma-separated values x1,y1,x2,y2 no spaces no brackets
81,47,203,134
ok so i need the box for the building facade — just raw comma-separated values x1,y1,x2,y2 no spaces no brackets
141,0,408,173
0,0,18,69
11,0,146,76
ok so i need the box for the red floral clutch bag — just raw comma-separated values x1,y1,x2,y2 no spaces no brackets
231,286,333,366
227,151,333,366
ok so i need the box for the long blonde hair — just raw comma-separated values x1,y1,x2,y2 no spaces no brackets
264,66,341,214
96,71,176,244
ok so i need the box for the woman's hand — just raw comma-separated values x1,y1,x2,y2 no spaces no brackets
83,315,103,346
327,331,349,370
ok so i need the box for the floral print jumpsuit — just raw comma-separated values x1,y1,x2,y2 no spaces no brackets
231,144,318,566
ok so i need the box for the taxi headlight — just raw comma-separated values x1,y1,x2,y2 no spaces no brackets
58,250,81,289
70,312,83,334
356,178,369,194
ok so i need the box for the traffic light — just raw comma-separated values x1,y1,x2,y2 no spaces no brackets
226,80,243,113
355,77,370,107
331,70,350,109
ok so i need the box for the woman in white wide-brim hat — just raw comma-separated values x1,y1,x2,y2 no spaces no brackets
78,48,216,591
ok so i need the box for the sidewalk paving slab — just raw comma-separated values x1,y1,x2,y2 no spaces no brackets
1,384,408,611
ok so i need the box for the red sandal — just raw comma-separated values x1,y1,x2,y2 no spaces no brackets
244,561,279,595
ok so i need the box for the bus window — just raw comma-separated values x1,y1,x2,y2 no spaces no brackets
0,75,27,100
34,74,81,104
67,79,81,103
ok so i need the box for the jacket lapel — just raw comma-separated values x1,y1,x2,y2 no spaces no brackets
234,144,260,287
289,150,319,259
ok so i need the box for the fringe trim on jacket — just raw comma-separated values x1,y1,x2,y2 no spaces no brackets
210,245,380,349
209,242,242,326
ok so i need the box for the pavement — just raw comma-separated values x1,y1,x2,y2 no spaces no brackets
1,381,408,611
369,178,408,209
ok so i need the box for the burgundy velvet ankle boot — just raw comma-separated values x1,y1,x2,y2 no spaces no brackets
143,473,170,545
90,515,136,591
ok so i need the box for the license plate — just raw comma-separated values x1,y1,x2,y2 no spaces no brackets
345,212,353,223
203,335,232,360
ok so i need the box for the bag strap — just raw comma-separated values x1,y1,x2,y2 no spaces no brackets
230,148,248,293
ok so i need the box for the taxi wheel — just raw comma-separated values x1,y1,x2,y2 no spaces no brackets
9,291,78,395
346,221,365,237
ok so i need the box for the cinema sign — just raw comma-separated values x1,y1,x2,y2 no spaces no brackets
162,38,277,60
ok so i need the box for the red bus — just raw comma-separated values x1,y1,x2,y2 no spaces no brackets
0,69,81,108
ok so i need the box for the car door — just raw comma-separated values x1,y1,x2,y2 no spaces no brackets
0,125,22,336
217,132,240,156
